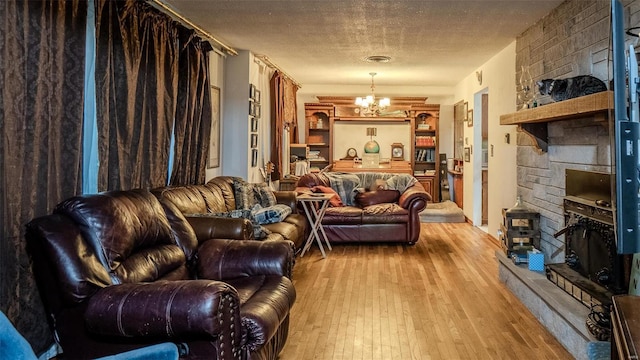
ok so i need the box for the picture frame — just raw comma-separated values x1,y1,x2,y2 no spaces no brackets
249,101,256,117
251,117,258,132
207,86,221,168
464,147,471,162
467,109,474,127
251,133,258,148
254,89,261,104
463,101,469,121
255,103,261,118
251,149,258,167
249,84,256,100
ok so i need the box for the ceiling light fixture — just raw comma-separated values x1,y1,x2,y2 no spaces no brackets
355,72,390,117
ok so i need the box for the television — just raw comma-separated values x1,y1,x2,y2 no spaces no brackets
611,0,640,254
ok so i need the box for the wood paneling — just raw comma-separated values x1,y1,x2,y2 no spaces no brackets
281,223,570,360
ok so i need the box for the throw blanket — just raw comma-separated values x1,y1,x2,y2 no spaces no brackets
385,174,418,193
354,172,418,193
356,173,395,190
325,173,361,206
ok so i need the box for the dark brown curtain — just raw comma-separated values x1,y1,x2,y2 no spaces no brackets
0,0,86,353
170,29,212,185
270,71,299,180
95,0,179,191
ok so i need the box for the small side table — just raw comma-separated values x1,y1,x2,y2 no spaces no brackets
297,193,333,258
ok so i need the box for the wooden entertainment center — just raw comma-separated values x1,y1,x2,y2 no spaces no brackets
303,97,440,201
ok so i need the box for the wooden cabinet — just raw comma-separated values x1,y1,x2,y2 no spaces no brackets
304,103,334,172
412,105,440,202
416,176,434,200
612,295,640,360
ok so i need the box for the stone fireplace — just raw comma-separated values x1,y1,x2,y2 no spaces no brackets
496,1,636,358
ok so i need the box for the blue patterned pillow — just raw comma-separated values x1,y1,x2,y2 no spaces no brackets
251,204,292,225
233,178,277,210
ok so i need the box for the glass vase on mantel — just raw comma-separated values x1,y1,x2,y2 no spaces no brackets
517,65,534,110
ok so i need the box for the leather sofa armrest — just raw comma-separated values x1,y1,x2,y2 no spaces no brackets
197,239,295,280
274,190,297,213
185,216,253,242
398,183,431,211
85,280,242,346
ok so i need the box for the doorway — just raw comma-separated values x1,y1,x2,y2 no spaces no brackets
473,90,489,229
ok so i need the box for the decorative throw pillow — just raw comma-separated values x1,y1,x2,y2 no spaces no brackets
233,178,277,210
311,185,344,207
355,189,401,207
252,182,277,207
251,204,292,225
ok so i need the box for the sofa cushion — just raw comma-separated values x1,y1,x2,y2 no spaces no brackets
361,203,409,224
311,185,343,207
251,204,292,225
355,189,400,207
322,206,363,225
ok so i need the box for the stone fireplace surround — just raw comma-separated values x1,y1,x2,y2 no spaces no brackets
502,1,631,357
498,93,613,360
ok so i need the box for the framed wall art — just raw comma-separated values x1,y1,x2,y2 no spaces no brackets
467,109,474,127
251,133,258,148
251,149,258,167
207,86,221,168
249,101,256,117
254,89,261,103
249,84,256,100
251,117,258,132
255,103,261,118
464,147,471,162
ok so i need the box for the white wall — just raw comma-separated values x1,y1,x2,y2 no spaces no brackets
220,50,274,183
333,122,412,161
453,41,518,239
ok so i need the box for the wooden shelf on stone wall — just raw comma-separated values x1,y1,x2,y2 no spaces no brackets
499,91,613,153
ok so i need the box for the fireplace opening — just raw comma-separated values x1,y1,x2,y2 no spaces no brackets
545,170,631,341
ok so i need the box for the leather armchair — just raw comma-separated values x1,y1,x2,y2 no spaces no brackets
26,189,295,360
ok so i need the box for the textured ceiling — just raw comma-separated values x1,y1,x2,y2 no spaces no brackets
163,0,564,88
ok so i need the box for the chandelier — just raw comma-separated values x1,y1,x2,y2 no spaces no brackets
355,72,390,117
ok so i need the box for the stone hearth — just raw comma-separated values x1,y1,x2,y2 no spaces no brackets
497,251,600,360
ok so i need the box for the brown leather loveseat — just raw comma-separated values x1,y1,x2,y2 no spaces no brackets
26,189,296,360
153,176,307,252
295,172,430,245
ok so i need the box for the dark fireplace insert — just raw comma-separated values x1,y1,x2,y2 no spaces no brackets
546,169,628,308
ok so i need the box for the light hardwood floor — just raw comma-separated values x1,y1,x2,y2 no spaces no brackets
280,222,572,360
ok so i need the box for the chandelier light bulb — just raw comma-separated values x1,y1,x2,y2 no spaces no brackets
354,72,390,117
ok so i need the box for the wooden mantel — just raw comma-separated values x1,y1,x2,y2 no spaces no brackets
499,91,613,152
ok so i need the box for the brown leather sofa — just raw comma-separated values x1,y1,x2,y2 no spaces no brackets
26,189,296,360
295,172,430,245
153,176,307,252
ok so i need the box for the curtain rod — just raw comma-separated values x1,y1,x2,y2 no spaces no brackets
255,55,301,88
147,0,238,56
